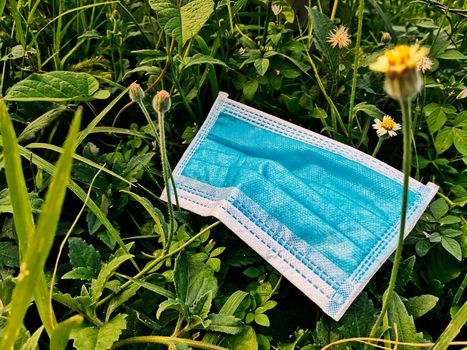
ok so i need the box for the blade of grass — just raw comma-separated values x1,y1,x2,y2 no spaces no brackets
432,301,467,350
0,101,57,336
0,106,81,350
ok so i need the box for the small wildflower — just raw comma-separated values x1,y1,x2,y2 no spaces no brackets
327,26,352,49
152,90,171,113
275,69,280,75
369,44,429,100
239,47,246,55
381,32,391,43
267,46,273,51
129,82,145,102
373,115,401,137
416,56,433,73
457,88,467,100
271,4,282,16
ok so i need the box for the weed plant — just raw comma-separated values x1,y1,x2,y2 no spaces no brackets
0,0,466,349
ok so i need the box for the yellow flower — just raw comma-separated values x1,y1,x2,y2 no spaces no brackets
327,26,352,49
373,115,401,137
369,44,429,100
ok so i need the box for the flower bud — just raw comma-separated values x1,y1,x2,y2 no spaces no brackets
152,90,171,113
128,82,145,102
384,68,422,100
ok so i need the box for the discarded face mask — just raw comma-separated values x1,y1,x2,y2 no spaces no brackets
162,92,438,320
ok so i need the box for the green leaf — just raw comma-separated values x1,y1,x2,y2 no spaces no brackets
149,0,215,46
388,292,426,350
338,293,377,342
254,313,270,327
70,314,127,350
50,315,84,350
17,106,67,143
67,237,102,278
0,189,42,215
437,50,466,60
0,241,19,268
452,128,467,155
439,215,461,225
183,53,228,69
434,128,453,154
425,106,447,135
352,102,384,119
206,314,244,334
254,58,269,76
220,326,258,350
243,80,258,100
307,9,337,72
4,71,101,102
105,284,140,322
405,295,439,319
119,275,175,300
430,198,449,220
20,326,43,350
441,237,462,261
174,251,218,309
91,254,133,301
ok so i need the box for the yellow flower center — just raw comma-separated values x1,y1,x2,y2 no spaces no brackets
381,118,396,130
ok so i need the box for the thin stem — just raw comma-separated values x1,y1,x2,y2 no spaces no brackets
157,108,176,252
372,137,384,157
111,336,228,350
368,98,412,341
330,0,339,21
225,0,234,33
347,0,365,137
262,0,272,47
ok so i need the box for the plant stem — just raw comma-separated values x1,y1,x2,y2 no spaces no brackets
368,98,412,341
330,0,339,20
371,138,384,157
433,301,467,350
347,0,364,137
262,0,271,47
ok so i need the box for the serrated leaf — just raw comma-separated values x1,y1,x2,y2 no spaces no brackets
149,0,214,46
405,295,439,319
4,71,100,102
441,237,462,261
183,53,228,69
207,314,243,334
50,315,83,350
452,128,467,155
70,314,127,350
68,237,102,277
91,254,133,301
174,251,218,310
430,198,449,220
388,292,426,350
307,9,337,72
434,128,453,154
0,241,19,268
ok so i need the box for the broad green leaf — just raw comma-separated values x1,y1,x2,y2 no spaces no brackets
405,295,439,319
206,314,244,334
388,292,426,350
174,251,218,309
430,198,449,220
149,0,215,46
338,293,377,345
0,105,80,350
441,237,462,261
254,58,269,76
243,80,258,100
434,128,453,154
70,314,127,350
254,313,270,327
3,71,102,102
307,9,337,72
426,106,447,135
17,106,67,143
220,326,258,350
156,299,184,319
437,50,466,60
183,53,229,69
0,241,19,268
50,315,83,350
452,128,467,155
67,237,102,278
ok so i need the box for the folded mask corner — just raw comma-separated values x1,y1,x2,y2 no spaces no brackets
162,91,438,321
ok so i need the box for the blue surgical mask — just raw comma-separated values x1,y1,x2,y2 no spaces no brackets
163,92,438,320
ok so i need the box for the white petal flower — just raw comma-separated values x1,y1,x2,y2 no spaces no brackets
373,115,401,137
271,4,282,16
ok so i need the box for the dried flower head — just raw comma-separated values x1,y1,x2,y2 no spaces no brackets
152,90,171,113
373,115,401,138
327,26,352,49
129,82,144,102
369,44,429,100
416,56,433,73
271,4,282,16
239,47,246,55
